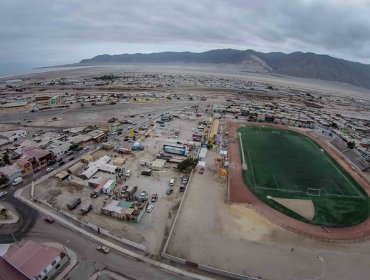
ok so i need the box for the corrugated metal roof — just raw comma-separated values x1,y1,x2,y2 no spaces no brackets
0,165,21,177
3,240,63,280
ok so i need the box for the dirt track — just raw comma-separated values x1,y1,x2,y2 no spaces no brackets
228,121,370,241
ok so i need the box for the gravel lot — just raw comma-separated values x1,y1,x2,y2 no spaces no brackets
34,117,201,256
166,146,370,280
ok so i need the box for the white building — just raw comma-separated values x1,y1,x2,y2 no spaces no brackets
0,130,27,142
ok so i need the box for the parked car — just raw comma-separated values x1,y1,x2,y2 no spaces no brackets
0,191,8,198
12,177,23,186
44,217,55,223
166,187,173,195
59,161,66,166
180,183,186,192
124,169,132,177
97,245,110,254
181,176,189,184
46,167,54,173
141,169,152,176
69,157,75,161
146,204,154,213
151,193,158,202
139,191,148,201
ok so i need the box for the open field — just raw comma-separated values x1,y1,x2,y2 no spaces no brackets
166,148,370,280
238,126,370,227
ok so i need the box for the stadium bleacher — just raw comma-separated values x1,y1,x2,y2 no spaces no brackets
330,138,370,171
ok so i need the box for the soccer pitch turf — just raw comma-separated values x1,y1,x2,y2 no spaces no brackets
238,126,370,227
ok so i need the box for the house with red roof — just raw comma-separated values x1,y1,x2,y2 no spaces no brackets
0,240,69,280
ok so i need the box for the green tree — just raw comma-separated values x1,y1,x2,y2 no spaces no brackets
2,153,11,165
177,157,198,172
347,141,356,149
0,207,8,219
0,176,9,186
69,143,79,151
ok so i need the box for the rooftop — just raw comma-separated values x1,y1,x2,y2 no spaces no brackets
1,240,64,280
0,165,21,177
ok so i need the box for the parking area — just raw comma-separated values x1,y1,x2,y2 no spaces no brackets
34,116,204,255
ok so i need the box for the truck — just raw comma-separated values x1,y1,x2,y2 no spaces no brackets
67,197,81,210
156,152,172,161
141,169,152,176
118,147,132,154
124,185,137,195
168,156,187,163
80,203,92,215
163,145,188,156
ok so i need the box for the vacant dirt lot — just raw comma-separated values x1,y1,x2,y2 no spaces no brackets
166,148,370,280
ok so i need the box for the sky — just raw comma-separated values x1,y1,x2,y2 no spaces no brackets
1,0,370,70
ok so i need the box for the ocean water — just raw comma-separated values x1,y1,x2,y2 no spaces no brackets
0,63,83,78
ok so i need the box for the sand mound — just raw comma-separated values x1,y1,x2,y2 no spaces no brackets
271,197,315,220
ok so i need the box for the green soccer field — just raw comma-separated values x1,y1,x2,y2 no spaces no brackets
238,126,370,227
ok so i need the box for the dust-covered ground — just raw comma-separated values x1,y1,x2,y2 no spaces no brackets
166,148,370,280
33,118,200,256
10,63,370,100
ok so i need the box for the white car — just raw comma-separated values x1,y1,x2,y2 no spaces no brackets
125,169,131,177
46,167,54,173
146,204,154,213
97,245,110,254
0,191,8,198
83,146,89,150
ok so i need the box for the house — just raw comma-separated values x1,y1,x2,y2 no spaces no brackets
15,158,33,176
48,142,71,159
55,171,70,181
68,134,92,146
80,156,118,179
62,127,85,136
34,95,60,107
21,148,52,171
0,138,10,148
0,165,22,182
102,199,146,222
87,130,107,142
0,240,68,280
0,130,27,142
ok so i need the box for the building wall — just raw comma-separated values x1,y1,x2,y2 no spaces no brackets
8,170,22,182
16,162,33,175
38,253,69,280
0,130,27,142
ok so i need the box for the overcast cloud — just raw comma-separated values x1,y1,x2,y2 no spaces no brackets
1,0,370,67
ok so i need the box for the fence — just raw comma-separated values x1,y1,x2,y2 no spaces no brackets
35,197,147,252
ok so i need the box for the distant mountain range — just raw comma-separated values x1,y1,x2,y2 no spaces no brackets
79,49,370,90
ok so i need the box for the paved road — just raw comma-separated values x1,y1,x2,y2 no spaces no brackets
26,215,188,280
0,100,200,124
0,145,97,241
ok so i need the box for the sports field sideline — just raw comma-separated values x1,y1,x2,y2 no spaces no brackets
238,126,370,227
